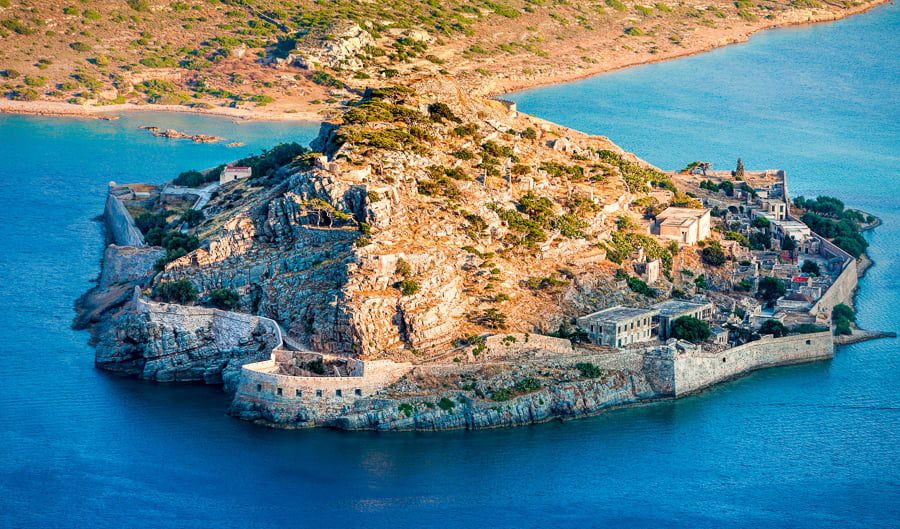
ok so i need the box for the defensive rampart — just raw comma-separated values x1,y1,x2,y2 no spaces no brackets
230,356,412,424
104,188,146,247
647,331,834,396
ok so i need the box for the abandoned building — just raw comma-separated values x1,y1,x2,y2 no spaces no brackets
577,306,660,348
655,207,712,245
220,166,252,185
653,300,716,340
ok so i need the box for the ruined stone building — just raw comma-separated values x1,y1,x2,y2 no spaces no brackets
577,307,659,348
655,207,711,245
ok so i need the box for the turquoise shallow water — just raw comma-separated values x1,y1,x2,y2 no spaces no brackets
1,4,900,527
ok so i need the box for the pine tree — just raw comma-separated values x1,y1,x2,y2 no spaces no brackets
735,158,745,179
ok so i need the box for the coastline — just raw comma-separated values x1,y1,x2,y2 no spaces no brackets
481,0,893,98
0,99,323,122
0,0,891,123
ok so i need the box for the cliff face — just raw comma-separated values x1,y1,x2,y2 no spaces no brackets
146,77,666,366
94,292,281,385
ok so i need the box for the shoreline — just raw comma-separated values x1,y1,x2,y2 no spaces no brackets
0,99,322,122
0,0,891,123
482,0,893,98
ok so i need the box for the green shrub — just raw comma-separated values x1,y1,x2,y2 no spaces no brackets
82,9,101,20
127,0,150,11
207,288,239,310
154,280,198,303
758,319,788,338
69,42,92,52
576,362,603,379
437,397,456,411
1,19,33,35
394,280,419,296
606,0,628,11
672,316,710,343
8,88,39,101
398,403,413,417
701,242,726,266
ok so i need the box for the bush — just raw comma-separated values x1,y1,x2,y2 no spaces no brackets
8,88,39,101
756,276,786,303
575,362,603,379
792,324,827,334
758,319,788,338
394,280,419,296
437,397,456,411
127,0,150,11
173,169,208,187
672,316,710,343
207,288,239,310
181,209,204,227
701,242,726,266
801,261,820,276
154,280,198,303
69,42,92,52
428,102,461,123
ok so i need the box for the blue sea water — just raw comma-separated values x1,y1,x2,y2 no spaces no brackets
1,3,900,526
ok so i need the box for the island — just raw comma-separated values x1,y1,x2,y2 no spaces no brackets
75,77,890,430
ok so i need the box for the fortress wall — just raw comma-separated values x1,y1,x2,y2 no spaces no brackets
104,192,146,247
484,333,573,357
231,359,412,420
812,257,858,314
673,332,833,396
99,245,165,287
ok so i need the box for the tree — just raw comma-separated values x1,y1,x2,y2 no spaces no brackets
154,280,197,303
671,316,710,343
801,261,820,276
701,241,726,266
756,276,786,303
781,235,797,252
751,216,770,230
181,209,204,227
207,288,239,310
734,158,745,179
758,319,788,338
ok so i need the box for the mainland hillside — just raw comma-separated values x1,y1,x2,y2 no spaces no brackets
0,0,884,117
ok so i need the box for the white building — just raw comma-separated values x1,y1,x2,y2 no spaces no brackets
655,207,711,245
220,166,252,185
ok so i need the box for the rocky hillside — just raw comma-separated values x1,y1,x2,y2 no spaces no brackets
153,76,686,362
0,0,882,115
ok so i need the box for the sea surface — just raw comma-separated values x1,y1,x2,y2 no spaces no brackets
1,3,899,527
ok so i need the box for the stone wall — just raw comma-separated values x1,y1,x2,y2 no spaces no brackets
98,245,165,288
229,358,412,424
104,191,146,247
810,246,858,315
669,331,833,396
483,333,573,358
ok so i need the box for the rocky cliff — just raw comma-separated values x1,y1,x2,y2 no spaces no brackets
147,77,670,364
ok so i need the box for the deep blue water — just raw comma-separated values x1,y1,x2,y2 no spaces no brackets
2,3,900,526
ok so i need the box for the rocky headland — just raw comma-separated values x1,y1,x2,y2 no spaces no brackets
75,75,886,430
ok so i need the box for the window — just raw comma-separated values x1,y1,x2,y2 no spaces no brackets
296,389,302,397
355,389,362,396
315,389,322,397
256,384,261,392
276,387,282,396
722,357,727,363
806,340,811,345
336,389,342,397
